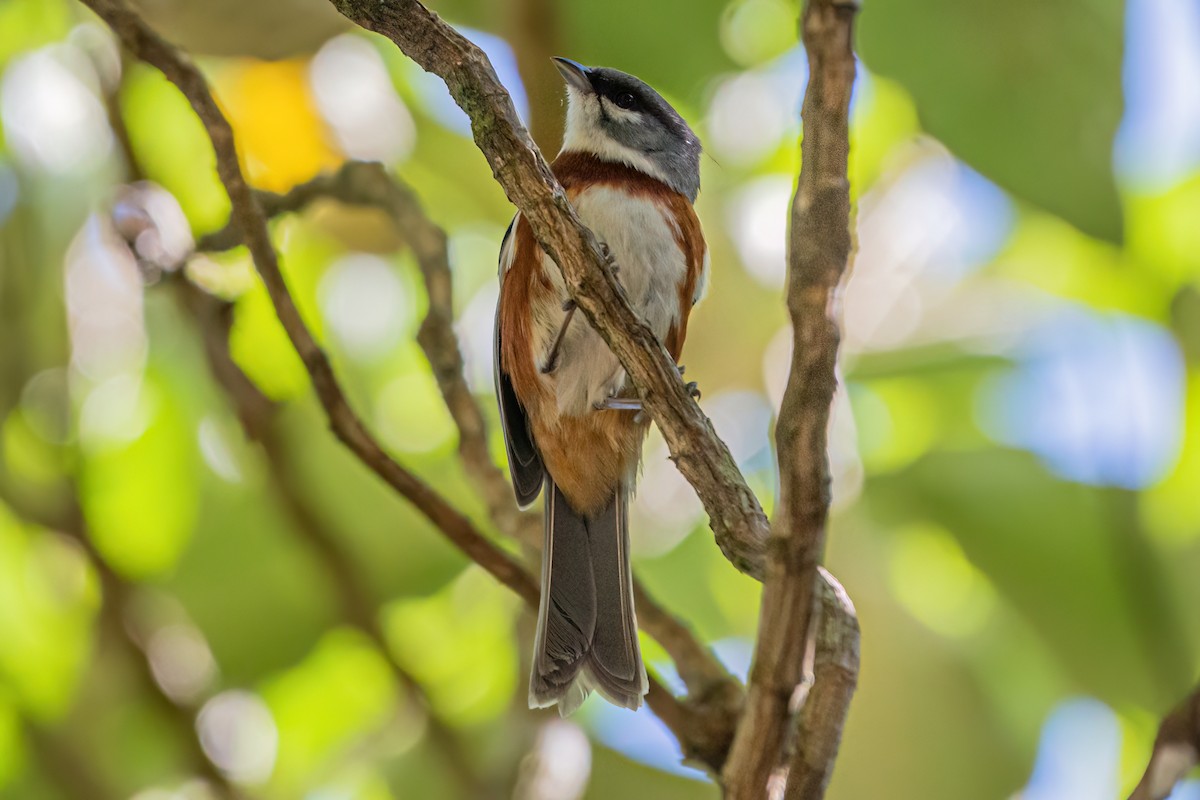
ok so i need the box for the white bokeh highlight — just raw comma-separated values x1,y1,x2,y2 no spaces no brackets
310,34,416,163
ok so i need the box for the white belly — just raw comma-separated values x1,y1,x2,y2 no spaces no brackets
537,186,689,417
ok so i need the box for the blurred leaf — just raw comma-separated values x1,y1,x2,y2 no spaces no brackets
212,58,343,193
2,410,66,486
992,211,1164,315
0,0,69,66
719,0,797,68
229,280,311,402
261,628,400,795
0,507,97,720
858,0,1125,241
169,476,341,683
1143,373,1200,546
0,696,21,790
78,372,200,580
850,73,921,195
1127,174,1200,283
120,63,230,233
383,569,519,726
870,449,1192,706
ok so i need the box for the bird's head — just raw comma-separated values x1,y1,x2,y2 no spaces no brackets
553,57,701,201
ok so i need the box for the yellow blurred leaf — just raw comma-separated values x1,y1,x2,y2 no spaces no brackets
214,58,342,192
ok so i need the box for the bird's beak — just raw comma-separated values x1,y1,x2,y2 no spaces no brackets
552,57,593,94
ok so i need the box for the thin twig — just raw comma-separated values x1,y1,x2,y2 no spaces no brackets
79,0,734,771
722,0,860,797
323,0,770,581
79,0,540,609
1129,682,1200,800
111,69,494,796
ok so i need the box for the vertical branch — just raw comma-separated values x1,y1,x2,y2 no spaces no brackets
1128,682,1200,800
723,0,859,797
783,570,860,799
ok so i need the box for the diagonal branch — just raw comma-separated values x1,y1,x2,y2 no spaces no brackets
80,0,737,773
323,0,770,580
194,160,740,705
79,0,540,610
1128,682,1200,800
169,278,490,799
723,0,860,797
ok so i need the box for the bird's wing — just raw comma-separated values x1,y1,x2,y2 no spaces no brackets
495,216,545,508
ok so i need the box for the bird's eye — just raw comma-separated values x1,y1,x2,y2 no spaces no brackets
613,92,636,110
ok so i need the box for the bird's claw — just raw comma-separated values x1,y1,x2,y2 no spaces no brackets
599,242,619,275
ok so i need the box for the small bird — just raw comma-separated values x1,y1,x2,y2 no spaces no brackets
495,57,708,714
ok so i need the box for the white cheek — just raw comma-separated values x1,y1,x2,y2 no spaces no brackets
560,91,670,185
598,97,640,124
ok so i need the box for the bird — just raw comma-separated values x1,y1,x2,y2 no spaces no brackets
494,57,708,715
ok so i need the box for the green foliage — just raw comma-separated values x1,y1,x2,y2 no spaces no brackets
858,0,1126,241
1,0,1195,798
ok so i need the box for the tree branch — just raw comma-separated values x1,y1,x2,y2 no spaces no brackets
80,0,738,772
1129,682,1200,800
783,570,860,800
193,160,741,706
322,0,770,580
79,0,540,611
169,278,489,798
723,0,860,797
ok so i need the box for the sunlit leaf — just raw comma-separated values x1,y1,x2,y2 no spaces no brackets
0,0,70,66
382,569,519,726
0,506,98,720
120,63,230,233
261,628,401,794
77,373,200,580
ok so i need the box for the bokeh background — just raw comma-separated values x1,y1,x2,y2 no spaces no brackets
1,0,1199,797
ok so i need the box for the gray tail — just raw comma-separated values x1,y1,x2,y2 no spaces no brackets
529,477,647,715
